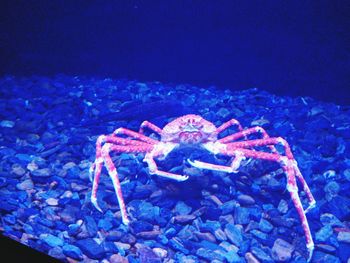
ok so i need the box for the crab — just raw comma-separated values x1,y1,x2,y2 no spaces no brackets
89,114,316,261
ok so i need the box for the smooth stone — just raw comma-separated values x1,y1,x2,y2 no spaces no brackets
48,246,65,260
277,199,288,214
237,194,255,206
16,179,34,190
337,231,350,243
173,214,196,224
320,213,344,227
46,198,59,206
250,246,273,262
31,168,51,177
224,223,243,247
62,244,83,260
271,238,294,262
76,238,105,260
138,246,162,263
234,207,250,224
175,201,192,215
40,234,64,247
245,252,260,263
152,247,167,258
258,218,273,233
136,230,161,239
316,225,334,242
196,247,225,261
110,254,128,263
221,200,237,215
0,120,15,128
11,164,26,176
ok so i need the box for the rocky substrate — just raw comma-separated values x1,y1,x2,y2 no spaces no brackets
0,75,350,263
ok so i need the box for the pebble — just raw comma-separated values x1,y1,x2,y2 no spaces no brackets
62,244,83,260
40,233,64,247
76,238,105,260
237,194,256,206
316,225,334,242
271,238,294,262
16,179,34,190
0,120,15,128
152,247,168,258
46,198,59,206
109,254,128,263
277,199,288,214
245,252,260,263
11,164,26,176
224,223,243,247
337,231,350,243
31,168,51,177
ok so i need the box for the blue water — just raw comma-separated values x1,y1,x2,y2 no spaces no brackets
0,75,349,262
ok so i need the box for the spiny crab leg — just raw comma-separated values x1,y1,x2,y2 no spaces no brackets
219,126,277,153
143,143,189,182
139,120,162,135
187,152,245,173
90,139,154,225
215,118,243,134
223,139,315,261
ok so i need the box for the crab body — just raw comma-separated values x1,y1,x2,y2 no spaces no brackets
89,114,316,261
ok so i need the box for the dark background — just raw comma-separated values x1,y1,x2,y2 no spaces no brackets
1,1,349,104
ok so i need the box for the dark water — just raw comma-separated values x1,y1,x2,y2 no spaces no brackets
0,75,350,262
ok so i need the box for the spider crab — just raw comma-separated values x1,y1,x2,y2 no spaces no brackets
89,114,316,261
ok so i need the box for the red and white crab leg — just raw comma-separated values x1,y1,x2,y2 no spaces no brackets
219,126,277,153
215,118,244,134
188,142,246,173
91,142,154,225
225,139,314,261
226,138,315,209
113,127,159,144
143,142,189,182
139,120,162,135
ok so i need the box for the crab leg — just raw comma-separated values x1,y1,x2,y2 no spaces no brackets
143,143,189,182
224,140,314,261
139,120,162,135
91,142,154,225
113,127,159,144
226,137,315,209
216,118,243,134
219,126,277,153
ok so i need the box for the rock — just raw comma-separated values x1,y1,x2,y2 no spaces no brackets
224,223,243,247
138,246,162,263
324,181,340,201
16,179,34,190
152,247,168,258
316,225,334,242
11,164,26,176
214,228,227,241
62,244,83,260
337,231,350,243
169,237,189,254
221,200,237,215
196,247,225,261
320,213,344,227
237,194,255,206
194,232,216,243
31,168,51,177
175,201,192,215
40,234,64,247
97,218,113,231
277,199,288,214
271,238,294,262
258,218,273,233
110,254,128,263
250,230,268,241
251,246,273,262
130,220,153,234
312,251,341,263
0,120,15,128
48,246,65,260
136,230,161,239
234,207,250,224
76,238,105,260
245,252,259,263
46,198,59,206
173,214,196,224
84,216,98,237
